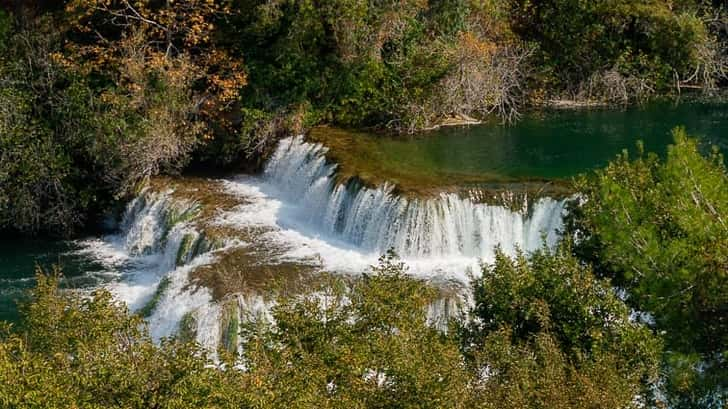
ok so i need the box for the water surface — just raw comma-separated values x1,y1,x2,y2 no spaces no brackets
0,239,112,322
312,101,728,190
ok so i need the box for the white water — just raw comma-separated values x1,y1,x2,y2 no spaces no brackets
215,136,566,281
76,135,568,353
77,190,220,355
263,136,564,258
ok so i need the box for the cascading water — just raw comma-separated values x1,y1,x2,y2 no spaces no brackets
76,134,570,356
261,136,566,261
78,190,223,357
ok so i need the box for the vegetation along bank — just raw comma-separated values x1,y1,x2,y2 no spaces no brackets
0,2,726,408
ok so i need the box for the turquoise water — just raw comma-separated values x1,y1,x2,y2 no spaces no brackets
364,101,728,181
0,238,108,322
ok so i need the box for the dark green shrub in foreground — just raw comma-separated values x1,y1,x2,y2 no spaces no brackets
463,245,662,409
0,272,247,408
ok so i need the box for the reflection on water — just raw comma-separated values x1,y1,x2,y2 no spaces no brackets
363,101,728,180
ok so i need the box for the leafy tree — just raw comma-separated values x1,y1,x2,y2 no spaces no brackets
240,253,473,408
0,258,472,408
462,245,663,409
0,269,248,408
224,0,530,139
0,253,670,408
509,0,726,98
63,0,248,175
0,3,247,235
567,128,728,407
0,15,109,235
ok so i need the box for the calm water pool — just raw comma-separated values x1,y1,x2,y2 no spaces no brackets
312,101,728,190
0,238,108,322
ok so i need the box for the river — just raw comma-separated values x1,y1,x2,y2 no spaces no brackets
1,101,726,349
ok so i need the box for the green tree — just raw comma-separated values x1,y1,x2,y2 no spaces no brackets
0,16,108,235
0,5,239,236
0,253,672,408
509,0,724,98
0,269,248,408
462,245,663,409
240,253,472,408
567,128,728,407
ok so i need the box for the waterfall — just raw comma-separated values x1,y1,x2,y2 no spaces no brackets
78,190,222,357
76,135,570,357
261,136,566,261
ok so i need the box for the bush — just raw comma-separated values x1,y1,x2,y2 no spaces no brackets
0,252,665,408
0,4,244,236
509,0,724,99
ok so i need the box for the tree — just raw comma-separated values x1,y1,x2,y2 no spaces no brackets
508,0,726,99
0,14,108,235
462,245,663,409
240,253,473,408
0,269,248,408
567,128,728,407
0,253,673,408
0,3,248,235
63,0,247,183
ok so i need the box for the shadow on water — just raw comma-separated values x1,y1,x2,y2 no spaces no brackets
0,238,110,322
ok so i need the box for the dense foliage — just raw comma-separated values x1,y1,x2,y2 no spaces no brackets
0,250,664,408
2,0,727,235
462,245,662,409
0,2,245,235
511,0,728,100
567,128,728,407
230,0,728,136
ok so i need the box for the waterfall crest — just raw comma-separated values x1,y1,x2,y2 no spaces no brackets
77,135,571,356
262,136,566,261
